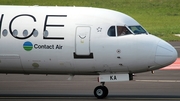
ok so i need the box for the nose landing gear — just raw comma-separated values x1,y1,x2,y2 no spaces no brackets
94,82,108,99
94,73,130,99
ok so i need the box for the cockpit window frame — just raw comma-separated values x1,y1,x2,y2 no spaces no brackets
107,25,148,37
107,26,116,37
107,25,134,37
128,25,149,35
116,26,133,36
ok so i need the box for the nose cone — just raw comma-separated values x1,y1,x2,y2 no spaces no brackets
155,40,178,66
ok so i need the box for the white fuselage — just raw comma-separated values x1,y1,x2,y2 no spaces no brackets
0,5,177,75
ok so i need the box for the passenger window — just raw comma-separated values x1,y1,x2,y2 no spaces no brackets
107,26,115,37
117,26,132,36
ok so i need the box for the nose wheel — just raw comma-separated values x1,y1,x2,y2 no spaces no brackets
94,82,108,99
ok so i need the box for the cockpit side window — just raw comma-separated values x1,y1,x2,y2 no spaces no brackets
107,26,116,37
117,26,132,36
128,26,147,34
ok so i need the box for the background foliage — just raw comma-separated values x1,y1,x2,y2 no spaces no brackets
1,0,180,41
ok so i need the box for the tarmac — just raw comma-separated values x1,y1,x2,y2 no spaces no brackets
1,70,180,101
0,42,180,101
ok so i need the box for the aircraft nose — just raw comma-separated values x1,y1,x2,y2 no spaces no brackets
155,40,178,66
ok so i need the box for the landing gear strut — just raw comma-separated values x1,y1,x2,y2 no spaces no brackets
94,82,108,99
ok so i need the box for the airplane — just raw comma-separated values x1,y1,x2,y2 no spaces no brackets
0,5,178,99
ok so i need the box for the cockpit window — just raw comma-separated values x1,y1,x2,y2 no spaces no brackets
117,26,132,36
107,26,116,37
128,26,147,34
107,26,133,37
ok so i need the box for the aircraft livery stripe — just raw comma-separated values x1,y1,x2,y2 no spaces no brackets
0,14,4,38
46,25,64,27
43,37,64,40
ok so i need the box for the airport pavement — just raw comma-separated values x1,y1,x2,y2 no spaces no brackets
0,41,180,101
0,70,180,101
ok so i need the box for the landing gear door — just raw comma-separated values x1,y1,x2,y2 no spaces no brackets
75,27,91,55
